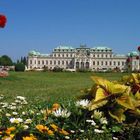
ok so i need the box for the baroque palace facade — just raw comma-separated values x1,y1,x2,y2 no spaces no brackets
27,45,139,71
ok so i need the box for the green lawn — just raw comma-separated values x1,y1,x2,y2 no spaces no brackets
0,71,128,105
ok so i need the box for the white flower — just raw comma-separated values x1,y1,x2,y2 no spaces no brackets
94,129,104,133
12,112,18,115
79,129,84,133
65,136,70,139
113,137,118,140
16,96,26,100
52,108,71,118
100,117,108,124
21,100,28,105
6,113,11,117
75,99,90,109
22,112,26,115
1,102,8,108
70,130,75,133
25,119,32,124
11,103,16,106
10,118,23,124
15,100,21,103
86,119,96,126
9,105,16,110
23,125,29,130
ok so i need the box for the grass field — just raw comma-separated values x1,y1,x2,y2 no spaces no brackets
0,71,128,105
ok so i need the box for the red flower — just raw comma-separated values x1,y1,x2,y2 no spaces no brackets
138,46,140,52
0,14,7,28
126,57,131,63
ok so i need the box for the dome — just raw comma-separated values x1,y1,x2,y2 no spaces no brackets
28,50,40,56
128,51,138,57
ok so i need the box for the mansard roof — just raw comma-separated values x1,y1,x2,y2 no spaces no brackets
91,46,112,51
55,45,75,50
28,50,50,57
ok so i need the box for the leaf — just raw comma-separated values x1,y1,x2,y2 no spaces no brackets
88,100,107,111
91,76,129,95
135,91,140,100
109,108,126,123
94,88,107,101
116,95,135,110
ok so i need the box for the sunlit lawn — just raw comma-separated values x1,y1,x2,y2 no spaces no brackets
0,71,127,105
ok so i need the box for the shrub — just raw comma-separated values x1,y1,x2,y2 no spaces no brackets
15,63,25,72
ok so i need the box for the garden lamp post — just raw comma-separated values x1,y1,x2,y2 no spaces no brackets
137,46,140,72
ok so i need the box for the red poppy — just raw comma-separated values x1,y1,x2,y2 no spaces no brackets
0,14,7,28
138,46,140,52
126,57,131,63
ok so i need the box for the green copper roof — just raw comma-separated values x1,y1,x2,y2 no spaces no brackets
91,46,112,51
128,51,138,57
28,50,49,56
55,45,75,50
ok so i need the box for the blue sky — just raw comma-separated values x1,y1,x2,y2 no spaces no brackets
0,0,140,61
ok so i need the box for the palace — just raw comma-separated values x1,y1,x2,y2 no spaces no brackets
27,45,139,72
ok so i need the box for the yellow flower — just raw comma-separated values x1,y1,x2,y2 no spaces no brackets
59,129,69,135
6,127,16,135
47,130,54,136
36,124,49,133
50,124,58,131
23,136,37,140
52,103,60,111
2,136,12,140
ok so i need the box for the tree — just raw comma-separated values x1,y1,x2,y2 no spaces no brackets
0,55,13,66
15,63,25,71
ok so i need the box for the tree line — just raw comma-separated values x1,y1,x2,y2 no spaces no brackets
0,55,27,71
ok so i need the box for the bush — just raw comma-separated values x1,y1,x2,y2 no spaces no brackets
15,63,25,72
52,66,63,72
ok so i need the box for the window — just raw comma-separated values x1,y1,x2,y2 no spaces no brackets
114,61,116,65
66,61,68,65
101,61,103,65
42,60,44,65
105,61,108,65
122,61,124,66
58,61,60,65
30,60,32,64
54,61,56,65
97,61,99,65
110,61,112,65
50,61,52,65
46,60,48,65
34,60,36,64
62,61,64,65
118,62,120,66
93,61,95,65
38,60,40,65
